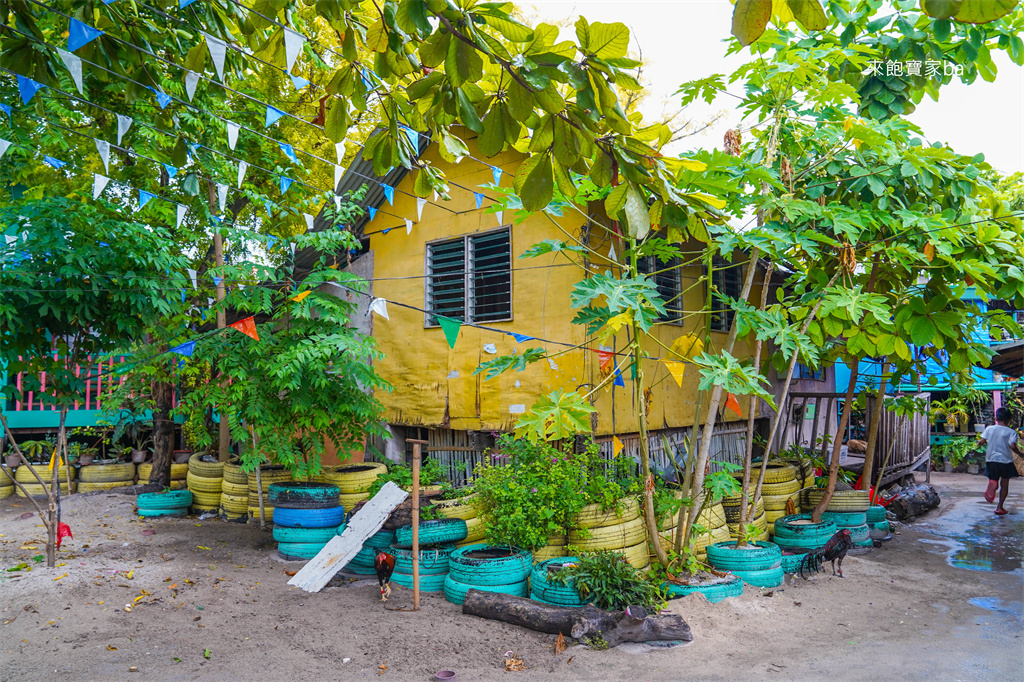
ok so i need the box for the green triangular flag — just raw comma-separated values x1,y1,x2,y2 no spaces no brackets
436,315,462,349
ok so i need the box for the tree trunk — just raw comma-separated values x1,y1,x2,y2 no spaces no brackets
811,359,860,523
150,380,175,488
46,407,69,567
860,363,888,494
462,590,692,648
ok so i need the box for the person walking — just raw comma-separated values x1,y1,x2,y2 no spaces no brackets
978,407,1020,515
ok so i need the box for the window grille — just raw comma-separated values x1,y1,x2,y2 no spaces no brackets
426,229,512,325
638,255,682,323
709,257,741,332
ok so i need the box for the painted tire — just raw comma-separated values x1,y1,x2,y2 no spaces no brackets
531,592,584,607
248,506,276,520
78,480,133,493
222,460,247,485
272,505,345,528
443,575,528,605
448,544,532,586
394,518,468,548
866,505,887,524
221,480,248,497
219,509,247,523
316,462,387,493
763,492,800,511
273,525,340,544
432,495,480,520
732,565,785,588
823,511,868,527
338,491,371,511
663,575,743,603
760,478,801,496
772,514,837,540
139,508,187,518
15,464,75,483
869,520,890,538
532,539,569,564
247,467,292,492
803,488,871,512
773,533,833,551
278,542,328,560
219,493,248,513
138,490,193,510
727,511,768,536
855,538,875,548
722,496,764,523
530,557,586,606
17,483,71,497
188,454,224,479
390,543,456,575
391,571,447,592
568,516,646,550
695,502,728,529
462,516,486,543
0,486,14,499
848,524,870,543
573,498,641,529
706,541,782,571
757,464,798,484
79,463,135,482
190,491,221,507
186,472,223,494
781,551,810,573
137,462,187,482
617,541,650,569
360,529,397,548
268,482,340,509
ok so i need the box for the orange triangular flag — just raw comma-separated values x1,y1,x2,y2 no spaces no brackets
724,392,742,418
228,316,259,341
663,360,685,387
291,290,311,302
612,435,624,458
597,350,614,371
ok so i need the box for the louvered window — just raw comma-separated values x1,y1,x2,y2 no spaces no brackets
426,229,512,326
638,256,682,324
709,257,741,332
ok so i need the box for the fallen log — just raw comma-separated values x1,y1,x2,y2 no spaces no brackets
462,590,692,648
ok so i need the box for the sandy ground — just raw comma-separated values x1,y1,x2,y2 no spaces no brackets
0,472,1020,682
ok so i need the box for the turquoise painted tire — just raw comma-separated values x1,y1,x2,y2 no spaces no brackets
272,505,345,528
344,554,376,575
443,574,528,605
706,541,781,571
869,520,891,538
530,557,585,606
278,542,328,560
390,544,456,575
848,524,870,543
823,511,867,527
855,538,875,548
138,508,187,518
448,544,532,586
772,514,837,543
268,482,340,509
391,571,447,592
663,575,743,603
360,529,396,548
773,534,832,551
866,505,886,524
138,490,192,510
732,565,785,588
394,519,468,548
531,592,584,607
781,551,810,573
273,525,341,544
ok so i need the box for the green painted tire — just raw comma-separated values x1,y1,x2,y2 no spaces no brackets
772,514,837,542
705,541,781,571
822,511,867,527
848,524,870,543
278,542,328,560
390,544,456,575
530,557,585,606
781,551,810,573
448,544,533,586
359,529,396,547
443,575,528,605
138,508,187,518
273,525,341,544
390,571,447,592
663,575,743,603
866,505,887,524
394,519,468,548
137,490,192,510
732,566,785,588
531,592,584,607
268,482,341,509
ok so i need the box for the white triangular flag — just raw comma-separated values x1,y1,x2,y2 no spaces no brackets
226,121,240,150
176,203,187,228
304,213,314,230
56,48,83,94
184,71,200,101
334,164,343,189
335,141,344,164
369,297,389,320
237,160,247,187
204,33,227,81
92,173,109,199
283,28,304,72
116,115,132,145
433,190,438,202
187,268,198,289
609,243,616,262
0,139,11,158
405,218,413,235
416,197,427,221
496,210,503,226
333,195,341,211
217,183,228,212
95,139,110,172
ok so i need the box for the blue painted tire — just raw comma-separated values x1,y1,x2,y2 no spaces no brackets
772,514,837,541
663,575,743,603
866,505,887,524
448,544,532,586
138,508,188,518
781,551,810,573
706,541,781,571
391,572,447,592
391,544,455,575
847,524,870,543
278,542,328,560
531,592,584,607
394,519,468,548
823,511,868,527
360,529,396,548
530,557,586,606
273,525,341,544
272,505,345,528
443,575,528,605
138,490,192,510
732,566,785,588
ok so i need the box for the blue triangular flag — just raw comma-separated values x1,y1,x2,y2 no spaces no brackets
139,189,156,208
402,125,419,150
98,241,109,247
68,18,104,52
265,105,286,127
289,74,309,90
475,193,484,209
264,199,274,215
360,69,373,90
44,156,65,169
17,75,44,105
0,103,10,118
368,207,377,221
177,359,185,369
170,340,196,357
613,362,625,387
382,228,391,235
266,235,277,249
102,0,117,4
508,332,535,344
382,184,394,205
163,163,178,178
212,276,223,286
279,142,297,162
492,166,502,186
279,176,293,194
179,0,197,7
210,215,222,225
180,290,187,303
153,89,172,109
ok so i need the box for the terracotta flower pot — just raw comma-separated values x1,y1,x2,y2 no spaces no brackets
78,453,95,467
5,455,19,468
172,449,193,464
131,449,148,464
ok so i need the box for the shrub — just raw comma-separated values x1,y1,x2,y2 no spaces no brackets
549,551,668,612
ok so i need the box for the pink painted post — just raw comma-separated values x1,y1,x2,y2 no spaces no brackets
15,359,23,411
994,390,1002,412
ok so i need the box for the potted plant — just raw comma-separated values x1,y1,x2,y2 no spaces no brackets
937,436,976,473
111,413,153,464
19,438,53,465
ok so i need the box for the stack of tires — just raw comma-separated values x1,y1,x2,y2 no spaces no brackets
721,495,769,541
345,529,395,575
533,534,569,564
570,498,650,570
804,488,872,547
15,464,75,497
248,465,292,522
387,519,467,592
443,544,532,605
78,463,135,492
530,556,587,607
777,457,816,489
0,467,12,499
678,501,731,563
663,574,744,603
138,462,188,489
867,504,890,541
186,454,223,514
316,462,387,512
772,514,837,573
706,540,784,588
432,494,486,546
137,490,192,518
752,464,802,534
271,482,345,561
219,460,248,522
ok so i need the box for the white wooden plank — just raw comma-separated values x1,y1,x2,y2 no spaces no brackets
288,481,408,593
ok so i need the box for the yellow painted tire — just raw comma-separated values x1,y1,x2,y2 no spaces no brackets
247,468,292,492
804,488,871,512
191,491,222,507
137,462,187,482
765,508,789,523
193,504,219,513
219,508,247,521
727,511,768,535
186,472,223,494
532,544,569,563
722,496,765,523
761,478,801,496
78,480,134,493
220,493,248,513
17,483,71,497
433,495,480,520
686,523,732,555
248,506,275,520
15,464,74,483
763,492,800,511
317,462,387,493
222,461,247,485
462,516,485,543
573,497,641,529
402,484,443,495
761,463,798,483
569,516,646,550
188,454,224,479
0,467,13,485
696,501,727,528
221,480,248,497
0,486,12,499
615,540,650,569
79,463,135,482
169,480,187,490
338,491,370,511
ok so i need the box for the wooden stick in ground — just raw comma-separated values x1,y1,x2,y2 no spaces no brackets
0,412,55,525
251,428,266,530
408,438,428,611
860,365,889,494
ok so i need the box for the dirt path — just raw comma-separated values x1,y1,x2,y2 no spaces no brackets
0,473,1020,681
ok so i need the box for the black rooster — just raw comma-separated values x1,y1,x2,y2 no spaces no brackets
799,528,854,579
375,549,395,601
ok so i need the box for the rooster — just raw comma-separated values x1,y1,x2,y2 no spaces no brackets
798,528,854,579
375,549,395,601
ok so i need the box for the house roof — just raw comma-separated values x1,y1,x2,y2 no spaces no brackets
989,339,1024,378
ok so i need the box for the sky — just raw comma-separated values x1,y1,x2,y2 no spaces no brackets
523,0,1024,175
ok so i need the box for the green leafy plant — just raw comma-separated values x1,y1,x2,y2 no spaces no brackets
936,436,980,468
17,440,52,464
367,459,449,497
549,551,668,612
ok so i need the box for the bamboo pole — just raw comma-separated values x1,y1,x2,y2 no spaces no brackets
409,439,428,611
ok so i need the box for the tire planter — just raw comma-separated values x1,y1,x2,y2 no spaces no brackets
732,565,785,588
443,574,528,605
78,480,134,493
278,542,329,561
17,483,72,498
390,544,456,575
866,505,887,524
272,506,345,528
138,490,193,510
727,511,768,537
739,463,798,484
781,551,810,573
137,462,187,482
432,495,479,521
803,488,870,512
222,460,247,485
573,498,641,529
268,482,340,509
822,511,868,527
532,535,568,564
221,480,248,497
15,464,75,483
663,574,743,603
568,516,646,551
869,521,891,540
247,466,292,492
847,524,870,544
138,508,188,518
461,516,485,544
618,541,650,570
706,541,782,571
188,454,224,479
0,486,12,499
391,571,447,592
361,529,397,547
530,557,586,607
273,525,341,544
338,491,371,512
186,472,223,494
317,462,387,493
722,496,764,524
772,514,837,546
190,491,222,510
219,493,248,513
79,462,135,483
394,518,468,548
447,544,532,586
760,478,801,496
763,492,800,511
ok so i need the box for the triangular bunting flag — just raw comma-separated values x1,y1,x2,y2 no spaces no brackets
283,28,304,72
163,163,178,178
433,190,439,202
279,142,297,162
475,193,484,209
436,315,461,349
212,276,223,287
170,341,195,357
335,141,345,164
237,160,247,187
44,156,65,169
405,219,413,235
179,0,197,7
382,184,394,205
507,332,535,344
95,139,110,172
724,392,743,418
204,33,227,81
265,105,286,127
416,197,427,221
266,235,277,249
0,139,11,158
290,290,311,303
68,18,104,52
369,298,389,320
289,74,309,90
116,114,132,145
153,89,172,109
333,195,341,211
609,243,616,262
92,173,109,199
0,104,10,120
492,166,502,185
55,49,84,94
612,435,624,458
217,183,228,212
184,71,200,100
279,176,292,194
613,362,625,387
303,213,314,230
176,203,187,228
368,207,377,221
496,210,503,226
139,189,156,208
402,126,419,150
663,360,686,387
228,316,259,341
226,121,240,150
187,268,198,289
17,75,44,105
597,350,614,372
334,164,343,189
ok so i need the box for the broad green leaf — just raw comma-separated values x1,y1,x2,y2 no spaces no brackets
922,0,963,19
514,390,596,443
576,19,630,59
909,317,937,346
954,0,1017,23
478,9,535,42
732,0,772,46
514,152,554,212
507,80,533,121
474,347,547,380
552,118,581,167
551,159,577,199
520,239,586,259
785,0,828,30
438,130,470,163
478,104,507,157
324,98,349,143
456,88,484,133
366,19,389,52
623,184,651,239
604,183,629,217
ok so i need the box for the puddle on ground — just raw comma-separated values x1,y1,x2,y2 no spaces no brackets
915,501,1023,575
968,597,1023,623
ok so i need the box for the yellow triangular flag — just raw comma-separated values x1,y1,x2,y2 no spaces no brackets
291,290,311,302
612,435,624,458
663,360,686,387
47,446,61,470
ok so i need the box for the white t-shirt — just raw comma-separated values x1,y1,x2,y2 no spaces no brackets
981,424,1017,464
